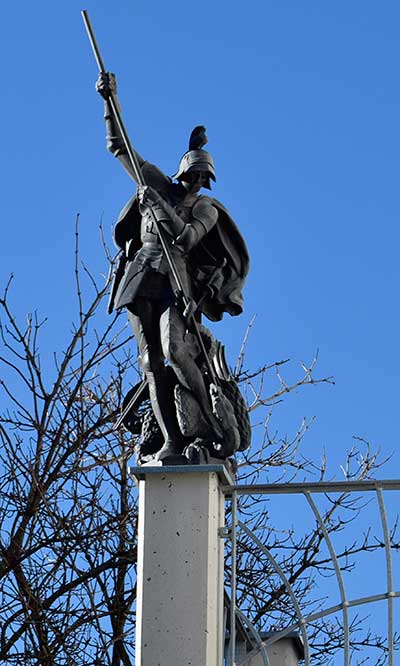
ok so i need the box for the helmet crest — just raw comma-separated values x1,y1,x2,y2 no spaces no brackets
173,126,216,188
189,126,208,150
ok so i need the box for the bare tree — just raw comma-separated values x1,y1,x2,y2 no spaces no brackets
0,218,138,665
0,221,397,665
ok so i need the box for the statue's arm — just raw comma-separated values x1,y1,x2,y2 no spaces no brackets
174,198,218,251
139,188,218,250
97,73,170,193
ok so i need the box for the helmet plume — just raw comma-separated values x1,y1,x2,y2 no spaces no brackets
189,126,208,151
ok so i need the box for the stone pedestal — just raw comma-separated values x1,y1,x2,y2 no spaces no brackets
131,464,232,666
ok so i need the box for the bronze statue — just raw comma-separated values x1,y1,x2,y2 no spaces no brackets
95,70,250,464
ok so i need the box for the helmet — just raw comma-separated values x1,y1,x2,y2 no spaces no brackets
172,126,216,189
173,149,216,187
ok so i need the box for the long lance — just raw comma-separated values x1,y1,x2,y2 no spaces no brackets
81,10,219,402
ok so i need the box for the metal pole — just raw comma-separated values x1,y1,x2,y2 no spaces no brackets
376,487,394,666
228,490,238,665
81,10,144,187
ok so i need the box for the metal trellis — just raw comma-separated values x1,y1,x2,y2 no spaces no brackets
222,479,400,666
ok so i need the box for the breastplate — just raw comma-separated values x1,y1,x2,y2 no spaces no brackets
139,197,196,246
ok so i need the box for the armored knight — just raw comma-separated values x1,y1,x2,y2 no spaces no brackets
97,73,250,462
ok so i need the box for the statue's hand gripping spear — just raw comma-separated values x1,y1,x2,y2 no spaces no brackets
81,11,219,393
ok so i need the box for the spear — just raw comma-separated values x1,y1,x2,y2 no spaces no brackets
80,10,220,407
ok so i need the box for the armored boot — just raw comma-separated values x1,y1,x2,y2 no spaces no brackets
145,370,184,461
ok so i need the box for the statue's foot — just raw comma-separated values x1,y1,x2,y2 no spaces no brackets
155,439,184,462
183,442,211,465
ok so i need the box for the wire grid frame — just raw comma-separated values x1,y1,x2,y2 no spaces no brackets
221,479,400,666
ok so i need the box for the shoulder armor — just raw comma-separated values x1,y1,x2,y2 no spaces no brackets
192,196,218,234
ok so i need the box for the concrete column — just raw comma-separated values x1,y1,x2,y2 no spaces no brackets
131,464,232,666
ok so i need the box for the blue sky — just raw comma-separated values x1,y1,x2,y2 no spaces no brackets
1,0,399,658
1,4,399,460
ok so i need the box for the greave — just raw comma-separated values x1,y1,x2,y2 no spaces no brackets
146,370,182,446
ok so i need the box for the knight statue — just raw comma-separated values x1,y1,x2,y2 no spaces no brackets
96,72,251,465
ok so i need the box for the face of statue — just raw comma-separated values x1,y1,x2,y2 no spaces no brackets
181,170,209,193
